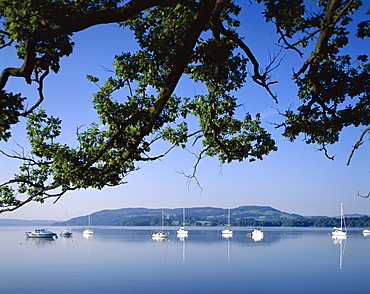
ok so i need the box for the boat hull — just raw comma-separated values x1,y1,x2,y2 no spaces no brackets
60,230,73,237
332,229,347,237
83,228,94,235
152,231,169,239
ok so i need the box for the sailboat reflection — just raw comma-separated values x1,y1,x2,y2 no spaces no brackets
179,236,186,261
225,237,231,261
332,236,347,269
152,238,170,263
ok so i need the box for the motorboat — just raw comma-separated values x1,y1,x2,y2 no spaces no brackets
251,228,264,241
362,229,370,236
332,203,347,238
25,229,57,238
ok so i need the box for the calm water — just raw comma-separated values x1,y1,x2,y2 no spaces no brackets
1,226,370,293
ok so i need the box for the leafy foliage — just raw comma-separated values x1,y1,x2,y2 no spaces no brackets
0,0,369,212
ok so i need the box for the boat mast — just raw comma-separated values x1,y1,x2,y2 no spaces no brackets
161,210,164,231
341,202,347,232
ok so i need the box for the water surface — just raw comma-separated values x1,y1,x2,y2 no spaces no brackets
1,226,369,293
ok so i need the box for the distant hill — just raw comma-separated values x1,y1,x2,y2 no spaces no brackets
0,219,58,226
54,206,304,226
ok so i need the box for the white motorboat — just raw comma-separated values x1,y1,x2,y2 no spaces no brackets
177,208,188,237
83,214,94,235
152,210,169,239
251,228,264,241
222,208,233,237
332,203,347,238
362,229,370,236
25,229,57,238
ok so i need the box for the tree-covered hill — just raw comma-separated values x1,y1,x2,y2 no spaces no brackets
55,206,303,226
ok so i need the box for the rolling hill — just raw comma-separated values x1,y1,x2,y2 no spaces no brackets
54,205,304,226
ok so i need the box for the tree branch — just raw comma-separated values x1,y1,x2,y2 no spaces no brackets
212,19,278,102
347,127,370,166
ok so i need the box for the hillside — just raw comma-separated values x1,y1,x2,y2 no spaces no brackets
0,219,58,226
54,206,303,226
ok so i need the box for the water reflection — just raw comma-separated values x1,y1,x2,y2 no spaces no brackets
25,237,56,247
3,227,370,293
152,237,170,263
332,235,347,269
225,237,231,261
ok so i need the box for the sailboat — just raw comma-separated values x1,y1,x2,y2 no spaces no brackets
177,208,188,237
60,212,73,237
222,208,233,237
83,214,94,235
332,202,347,238
152,210,169,239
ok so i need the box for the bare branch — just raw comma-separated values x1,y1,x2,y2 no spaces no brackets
357,191,370,198
347,127,370,166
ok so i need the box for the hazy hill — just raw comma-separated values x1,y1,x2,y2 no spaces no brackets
54,205,304,226
0,219,58,226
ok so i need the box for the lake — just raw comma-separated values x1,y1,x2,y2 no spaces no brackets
1,226,369,293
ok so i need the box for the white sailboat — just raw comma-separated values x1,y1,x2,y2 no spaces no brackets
332,202,347,238
222,208,233,237
60,212,73,237
177,207,188,237
152,210,169,239
83,214,94,235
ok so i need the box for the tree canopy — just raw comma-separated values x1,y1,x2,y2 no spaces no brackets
0,0,369,213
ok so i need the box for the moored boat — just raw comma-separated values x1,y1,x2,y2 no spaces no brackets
83,214,94,235
222,208,233,238
332,203,347,238
152,210,169,239
177,208,188,237
60,212,73,237
25,229,57,238
251,228,264,241
60,228,73,237
151,230,169,239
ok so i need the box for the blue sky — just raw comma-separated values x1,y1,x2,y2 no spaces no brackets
0,2,369,220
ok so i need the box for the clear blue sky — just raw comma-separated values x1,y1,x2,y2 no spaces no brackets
0,2,369,220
